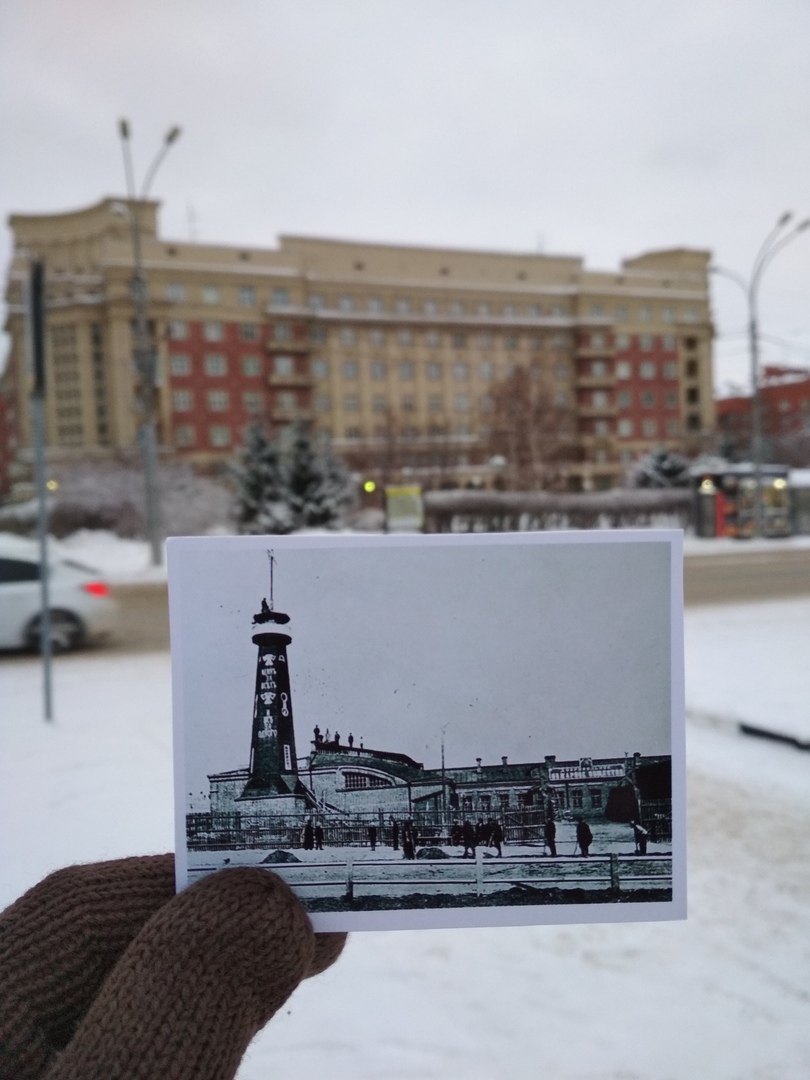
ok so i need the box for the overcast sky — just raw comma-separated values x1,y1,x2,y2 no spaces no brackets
169,534,674,794
2,2,809,391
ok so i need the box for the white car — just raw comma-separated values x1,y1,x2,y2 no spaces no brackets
0,534,118,652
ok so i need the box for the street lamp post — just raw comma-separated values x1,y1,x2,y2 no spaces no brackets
118,119,181,566
711,212,809,537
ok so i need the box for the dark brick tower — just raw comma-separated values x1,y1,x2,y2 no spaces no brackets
243,578,300,797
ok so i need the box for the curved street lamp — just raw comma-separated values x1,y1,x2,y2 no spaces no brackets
118,119,182,566
711,212,809,537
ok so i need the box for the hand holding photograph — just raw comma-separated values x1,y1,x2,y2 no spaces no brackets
169,530,684,933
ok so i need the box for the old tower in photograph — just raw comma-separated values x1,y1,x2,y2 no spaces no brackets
242,553,302,802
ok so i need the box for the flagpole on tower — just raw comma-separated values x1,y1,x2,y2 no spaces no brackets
266,549,275,610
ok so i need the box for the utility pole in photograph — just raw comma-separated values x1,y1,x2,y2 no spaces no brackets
712,212,809,537
118,119,181,566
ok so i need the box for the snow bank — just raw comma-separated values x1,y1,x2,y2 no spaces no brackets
2,596,809,1078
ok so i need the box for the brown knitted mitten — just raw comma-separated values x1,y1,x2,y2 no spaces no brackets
0,855,346,1080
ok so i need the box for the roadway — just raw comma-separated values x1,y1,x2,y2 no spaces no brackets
98,546,810,654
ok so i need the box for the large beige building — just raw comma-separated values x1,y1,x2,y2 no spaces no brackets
2,197,714,490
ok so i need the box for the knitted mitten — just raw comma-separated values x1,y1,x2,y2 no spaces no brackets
0,855,346,1080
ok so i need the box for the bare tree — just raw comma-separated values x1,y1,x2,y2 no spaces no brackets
484,365,577,490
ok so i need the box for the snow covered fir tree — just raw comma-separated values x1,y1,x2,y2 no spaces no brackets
234,424,354,534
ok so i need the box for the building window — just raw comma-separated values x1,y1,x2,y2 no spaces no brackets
639,361,656,380
641,391,655,408
399,362,415,380
424,299,439,315
274,355,294,377
450,300,465,315
311,358,328,379
462,796,473,811
590,787,602,809
615,333,630,350
452,332,466,348
272,287,288,306
277,391,297,412
372,395,388,413
203,321,223,342
639,306,653,323
617,390,632,408
236,286,255,307
642,418,658,437
428,394,442,412
666,417,680,435
240,323,259,341
274,323,292,342
687,413,701,430
397,329,413,347
172,389,193,412
309,294,324,310
209,425,231,447
527,303,542,317
639,334,654,351
426,362,442,380
591,332,606,349
665,391,678,408
343,394,360,412
345,426,362,439
551,332,569,348
401,395,416,412
371,361,387,380
243,391,263,413
686,359,699,378
310,326,327,344
480,394,495,413
425,330,441,348
314,393,330,412
243,355,262,377
204,354,227,376
592,359,607,377
554,362,569,381
572,789,583,809
590,305,604,318
662,335,676,351
663,361,677,379
342,360,358,380
396,298,412,314
595,419,610,435
687,387,700,404
369,329,385,347
340,327,356,346
202,285,220,305
477,301,490,316
684,307,699,323
618,418,633,437
170,354,191,377
614,306,628,322
167,283,186,302
662,308,675,324
478,332,494,349
174,424,195,447
505,333,519,350
207,390,229,412
339,295,354,312
169,320,188,340
368,296,384,313
593,390,609,408
479,361,494,381
453,362,469,381
454,394,470,412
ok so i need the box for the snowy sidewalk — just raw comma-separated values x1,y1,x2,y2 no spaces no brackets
2,601,809,1079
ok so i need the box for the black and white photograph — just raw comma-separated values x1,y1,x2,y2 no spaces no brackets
170,530,684,933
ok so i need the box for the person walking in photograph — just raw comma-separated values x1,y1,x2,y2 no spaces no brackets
576,817,593,857
543,817,557,857
303,818,314,851
314,823,324,850
462,819,476,859
390,817,399,850
491,819,504,857
631,820,649,855
368,825,377,851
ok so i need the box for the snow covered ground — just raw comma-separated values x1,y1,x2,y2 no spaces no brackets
2,600,809,1079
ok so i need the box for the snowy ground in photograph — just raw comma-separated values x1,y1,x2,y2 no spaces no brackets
2,599,809,1079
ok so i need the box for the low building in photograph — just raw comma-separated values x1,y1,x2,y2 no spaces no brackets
4,197,714,492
